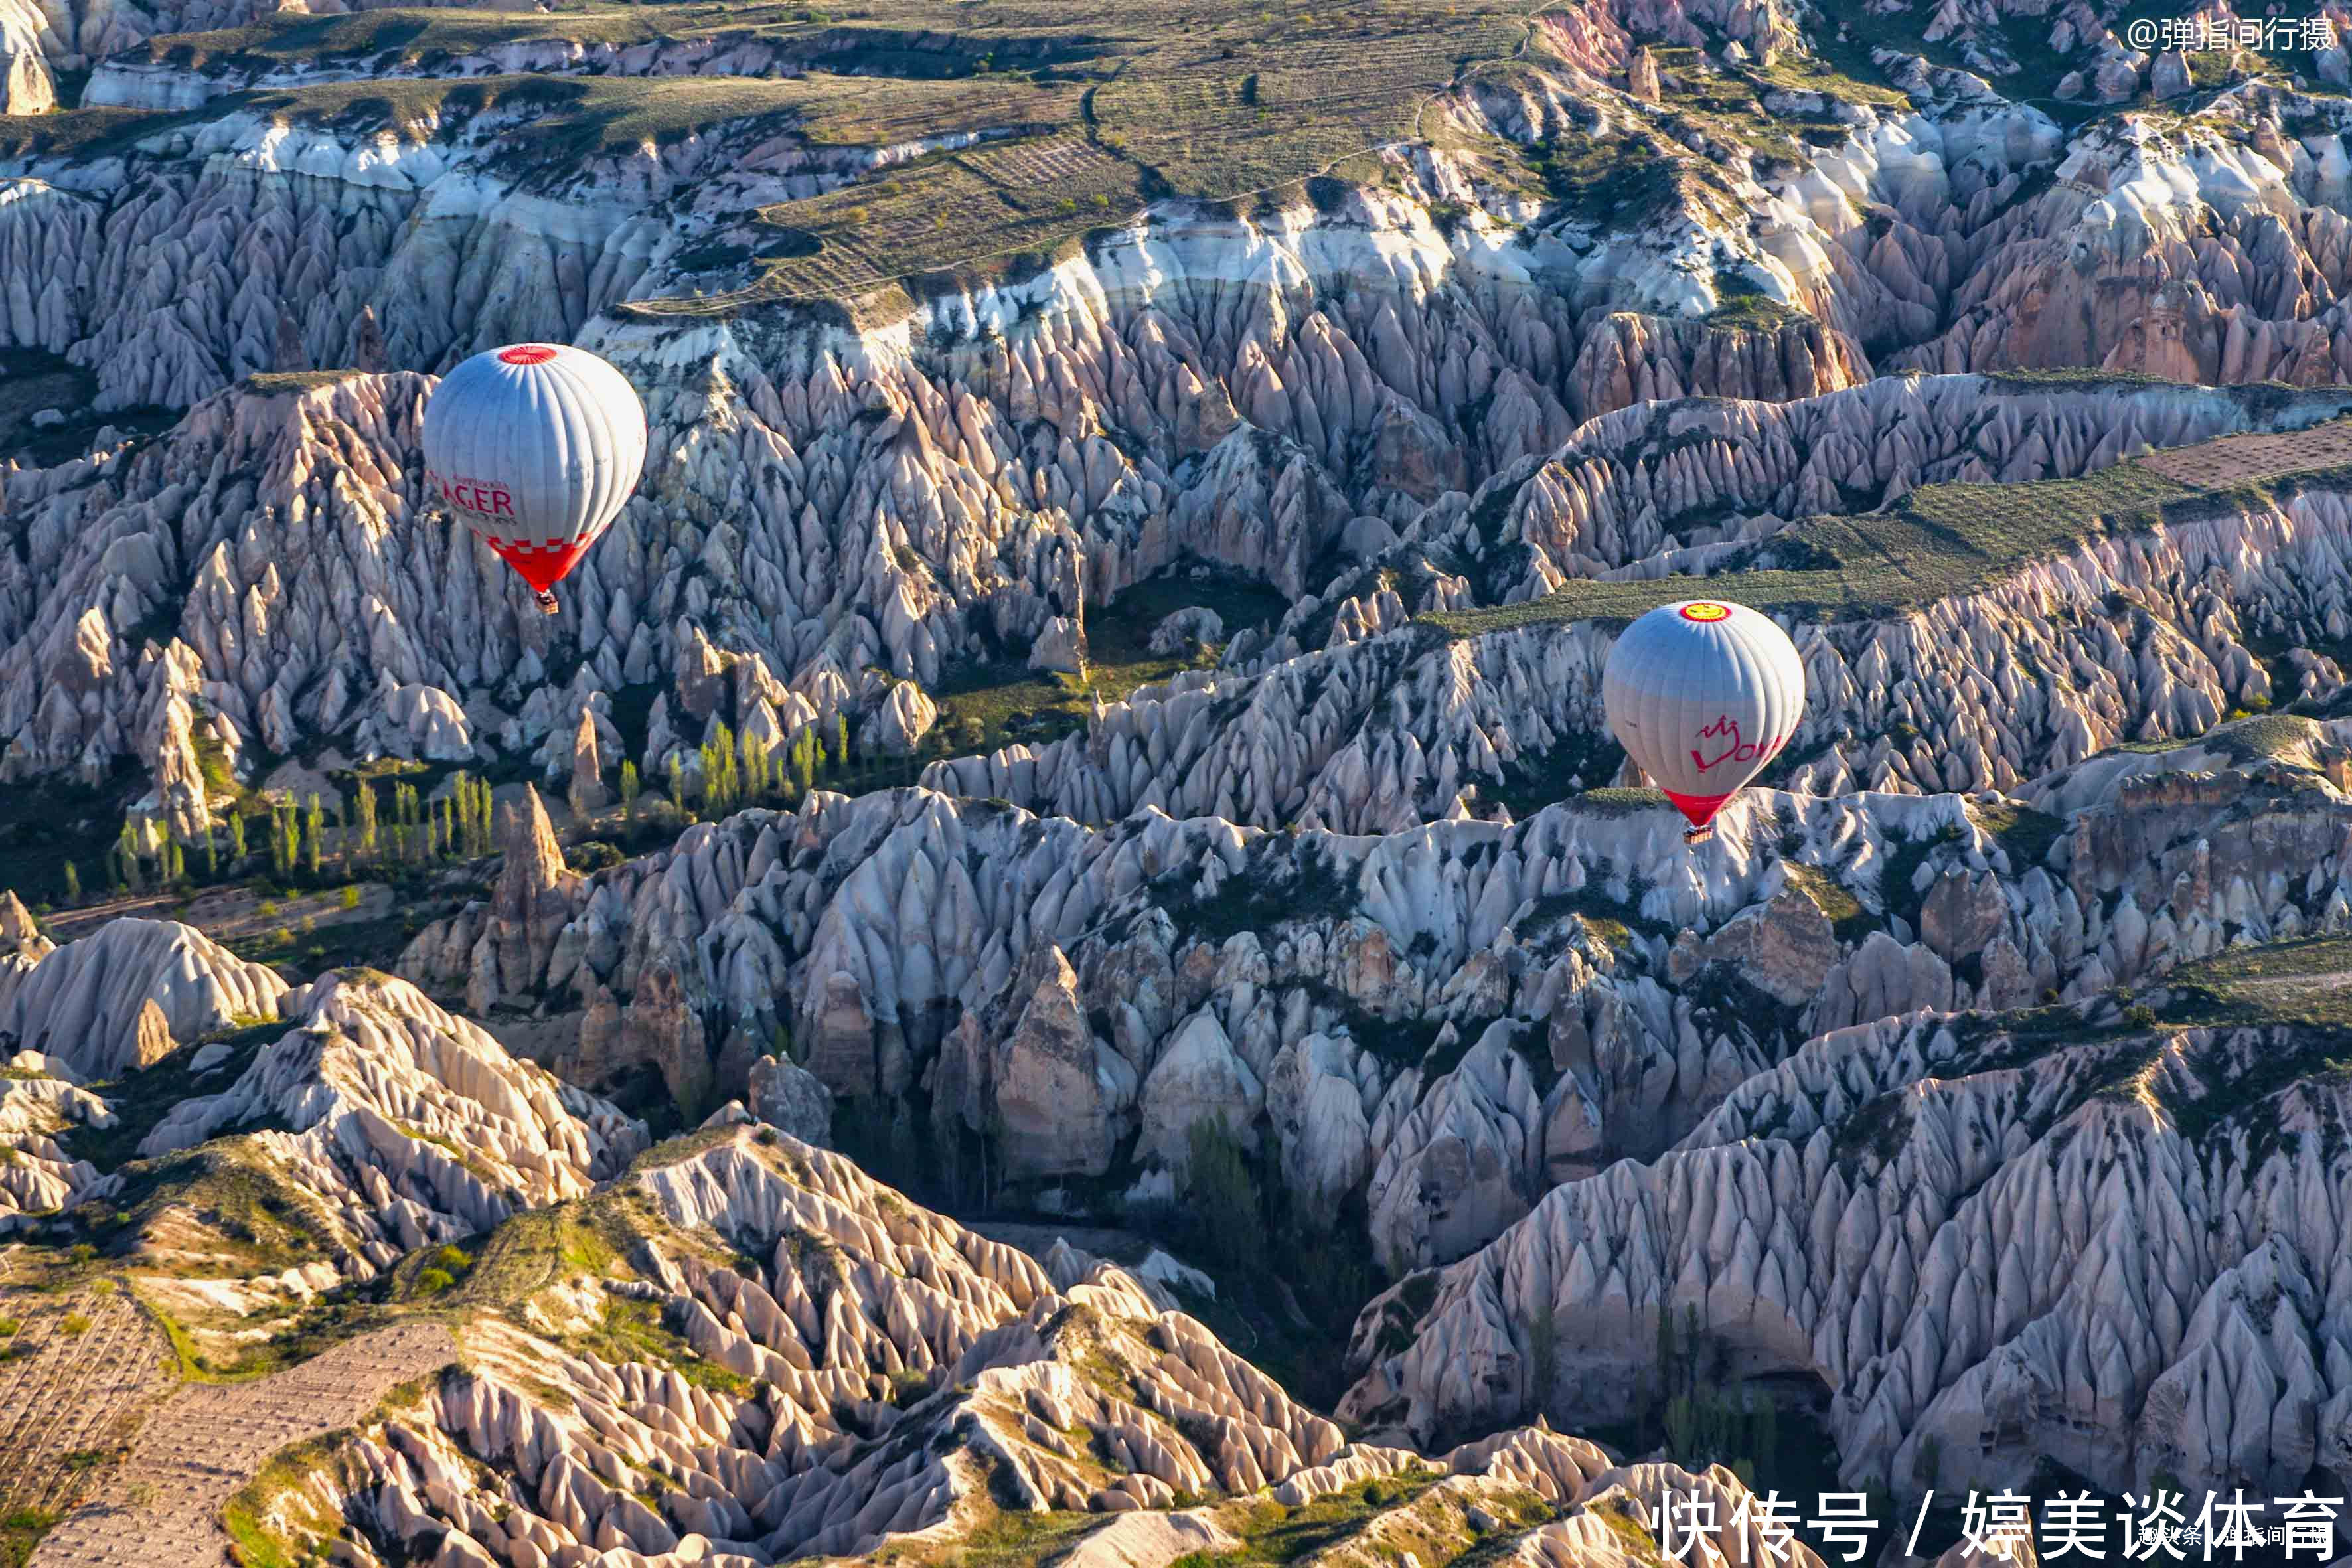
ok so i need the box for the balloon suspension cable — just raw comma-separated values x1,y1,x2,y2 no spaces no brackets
535,589,560,616
1682,823,1714,846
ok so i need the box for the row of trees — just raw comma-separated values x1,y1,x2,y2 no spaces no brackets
654,712,935,824
70,706,947,903
1651,1301,1780,1480
77,770,508,902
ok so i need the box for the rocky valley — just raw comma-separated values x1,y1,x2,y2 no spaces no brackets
13,0,2352,1561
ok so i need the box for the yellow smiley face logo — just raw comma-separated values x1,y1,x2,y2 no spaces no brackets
1679,602,1732,622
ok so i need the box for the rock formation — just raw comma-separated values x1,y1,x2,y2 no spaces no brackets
0,916,283,1078
136,965,644,1273
7,29,2352,832
215,1122,1881,1568
19,0,2352,1549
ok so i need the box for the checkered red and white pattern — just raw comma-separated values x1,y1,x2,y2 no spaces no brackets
422,343,647,598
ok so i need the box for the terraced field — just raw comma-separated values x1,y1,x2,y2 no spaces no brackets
25,1320,453,1568
0,1281,173,1527
748,132,1146,303
1427,414,2352,637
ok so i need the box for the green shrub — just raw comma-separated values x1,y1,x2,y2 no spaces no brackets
415,1267,455,1296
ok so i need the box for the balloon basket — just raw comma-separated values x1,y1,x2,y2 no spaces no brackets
535,590,560,616
1682,824,1714,846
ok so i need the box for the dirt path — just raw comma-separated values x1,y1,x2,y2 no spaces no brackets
27,1318,453,1568
46,880,396,949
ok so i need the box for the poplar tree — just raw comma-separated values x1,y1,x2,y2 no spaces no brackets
791,729,815,800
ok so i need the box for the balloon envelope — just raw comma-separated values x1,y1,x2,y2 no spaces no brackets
1601,599,1806,833
422,343,647,595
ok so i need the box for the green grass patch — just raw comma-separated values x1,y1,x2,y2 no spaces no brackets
931,568,1286,770
1,1509,59,1568
1964,800,2068,872
141,1283,390,1385
1523,884,1670,950
443,1198,632,1308
1571,787,1671,815
568,1297,753,1397
1593,1493,1670,1568
2157,937,2352,1039
395,1241,476,1301
133,6,664,69
1704,283,1812,333
238,370,366,395
1168,1470,1441,1566
1515,127,1687,233
868,1505,1101,1568
0,106,222,161
103,1135,342,1282
625,1123,742,1175
1780,860,1871,941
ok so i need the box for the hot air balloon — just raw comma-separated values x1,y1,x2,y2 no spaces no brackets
422,343,647,615
1601,599,1806,844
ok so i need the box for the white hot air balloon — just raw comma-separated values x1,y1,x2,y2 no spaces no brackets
1601,599,1806,844
422,343,648,615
